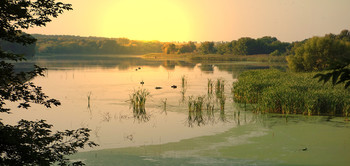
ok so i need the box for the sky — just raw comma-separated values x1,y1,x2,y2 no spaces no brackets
24,0,350,42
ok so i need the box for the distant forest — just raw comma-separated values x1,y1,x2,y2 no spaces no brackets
1,31,347,57
32,34,163,54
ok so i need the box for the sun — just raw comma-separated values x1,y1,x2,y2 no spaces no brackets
98,0,192,41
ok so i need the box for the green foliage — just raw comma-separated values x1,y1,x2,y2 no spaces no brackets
187,96,205,126
336,29,350,42
199,41,216,54
0,120,97,166
287,31,350,72
269,50,281,56
233,69,350,116
177,41,196,54
314,67,350,89
0,0,97,165
311,29,350,89
34,35,162,54
215,36,290,56
129,88,150,122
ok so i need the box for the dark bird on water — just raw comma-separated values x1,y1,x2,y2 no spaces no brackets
171,85,177,89
138,67,141,69
302,147,308,151
140,81,144,85
155,87,162,89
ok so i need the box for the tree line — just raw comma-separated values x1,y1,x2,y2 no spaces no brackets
161,36,291,56
2,34,294,56
32,34,163,54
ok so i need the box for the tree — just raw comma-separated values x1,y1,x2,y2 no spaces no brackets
162,43,177,54
286,29,350,89
337,29,350,42
0,0,97,165
177,41,196,54
287,36,350,72
199,41,216,54
313,41,350,89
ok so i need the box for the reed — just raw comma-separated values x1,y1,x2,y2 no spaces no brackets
181,75,187,89
207,79,213,94
181,75,187,102
233,69,350,116
187,96,205,126
129,88,150,122
215,78,225,99
206,102,215,123
162,98,167,114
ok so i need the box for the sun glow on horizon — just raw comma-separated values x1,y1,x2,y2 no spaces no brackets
98,0,193,42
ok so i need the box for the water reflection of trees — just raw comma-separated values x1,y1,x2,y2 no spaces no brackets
34,55,286,75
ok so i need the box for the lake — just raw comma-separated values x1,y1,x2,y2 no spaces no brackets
3,55,350,165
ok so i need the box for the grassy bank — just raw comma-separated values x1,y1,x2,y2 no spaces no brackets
143,53,287,63
232,69,350,117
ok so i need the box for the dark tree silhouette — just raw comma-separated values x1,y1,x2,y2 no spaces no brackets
0,1,97,165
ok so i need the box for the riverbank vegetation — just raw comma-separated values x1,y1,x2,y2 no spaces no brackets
143,53,287,62
232,30,350,118
232,69,350,118
287,29,350,89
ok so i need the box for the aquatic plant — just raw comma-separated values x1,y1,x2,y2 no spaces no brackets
232,69,350,117
129,88,150,122
180,75,188,102
181,75,187,89
215,78,225,99
206,102,215,123
187,96,205,126
207,79,213,94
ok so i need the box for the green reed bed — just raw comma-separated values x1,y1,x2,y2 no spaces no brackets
232,69,350,116
187,96,205,126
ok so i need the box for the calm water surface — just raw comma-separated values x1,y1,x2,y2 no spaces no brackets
3,55,350,165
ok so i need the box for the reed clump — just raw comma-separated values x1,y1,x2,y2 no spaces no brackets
215,78,225,99
187,96,205,126
232,69,350,116
129,88,150,122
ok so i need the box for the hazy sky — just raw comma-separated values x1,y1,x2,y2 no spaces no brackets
24,0,350,42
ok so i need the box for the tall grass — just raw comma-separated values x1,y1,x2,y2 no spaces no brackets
232,69,350,116
187,96,205,127
129,88,150,122
215,79,225,99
